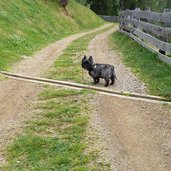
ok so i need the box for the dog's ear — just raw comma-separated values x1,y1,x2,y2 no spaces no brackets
89,56,93,63
82,55,87,68
83,55,87,60
82,55,87,64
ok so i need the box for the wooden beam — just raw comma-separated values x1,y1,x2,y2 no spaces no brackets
133,29,171,53
120,18,171,39
120,29,171,66
121,10,171,24
121,25,135,33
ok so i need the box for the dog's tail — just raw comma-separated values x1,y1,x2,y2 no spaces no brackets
111,66,117,80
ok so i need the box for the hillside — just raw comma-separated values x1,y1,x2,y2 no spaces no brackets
0,0,105,70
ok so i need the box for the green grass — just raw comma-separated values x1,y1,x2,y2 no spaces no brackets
0,0,105,71
1,26,112,170
45,24,115,83
167,54,171,58
1,87,107,170
110,31,171,99
2,88,100,171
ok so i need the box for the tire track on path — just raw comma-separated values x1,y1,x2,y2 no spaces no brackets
86,25,171,171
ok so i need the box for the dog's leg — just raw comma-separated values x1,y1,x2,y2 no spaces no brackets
93,78,99,84
110,76,115,85
105,78,109,87
96,78,100,83
93,78,97,84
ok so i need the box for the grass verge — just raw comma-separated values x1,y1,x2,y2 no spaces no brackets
1,25,114,170
110,31,171,100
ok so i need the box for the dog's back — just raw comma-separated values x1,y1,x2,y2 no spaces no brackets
93,64,115,79
82,55,116,86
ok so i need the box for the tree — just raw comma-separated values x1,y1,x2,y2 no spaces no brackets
75,0,90,6
119,0,171,11
106,0,119,15
76,0,171,16
85,0,119,15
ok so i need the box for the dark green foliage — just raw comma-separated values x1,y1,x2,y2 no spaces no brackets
75,0,89,6
85,0,119,15
119,0,171,11
81,0,171,15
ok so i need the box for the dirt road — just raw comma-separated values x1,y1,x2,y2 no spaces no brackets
86,26,171,170
0,24,171,171
0,24,112,163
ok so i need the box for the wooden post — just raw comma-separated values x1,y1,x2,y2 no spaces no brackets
159,9,167,55
133,8,140,29
164,8,171,43
119,11,123,30
145,7,151,11
120,9,128,31
159,9,171,55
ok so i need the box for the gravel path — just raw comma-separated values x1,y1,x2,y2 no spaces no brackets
0,24,170,170
87,26,146,94
85,25,171,171
0,24,112,164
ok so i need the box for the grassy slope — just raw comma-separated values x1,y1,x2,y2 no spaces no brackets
110,31,171,99
0,0,105,70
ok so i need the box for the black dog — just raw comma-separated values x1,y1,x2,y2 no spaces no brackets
82,55,116,87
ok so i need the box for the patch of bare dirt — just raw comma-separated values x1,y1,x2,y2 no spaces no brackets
86,26,171,171
93,96,171,171
0,24,112,164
